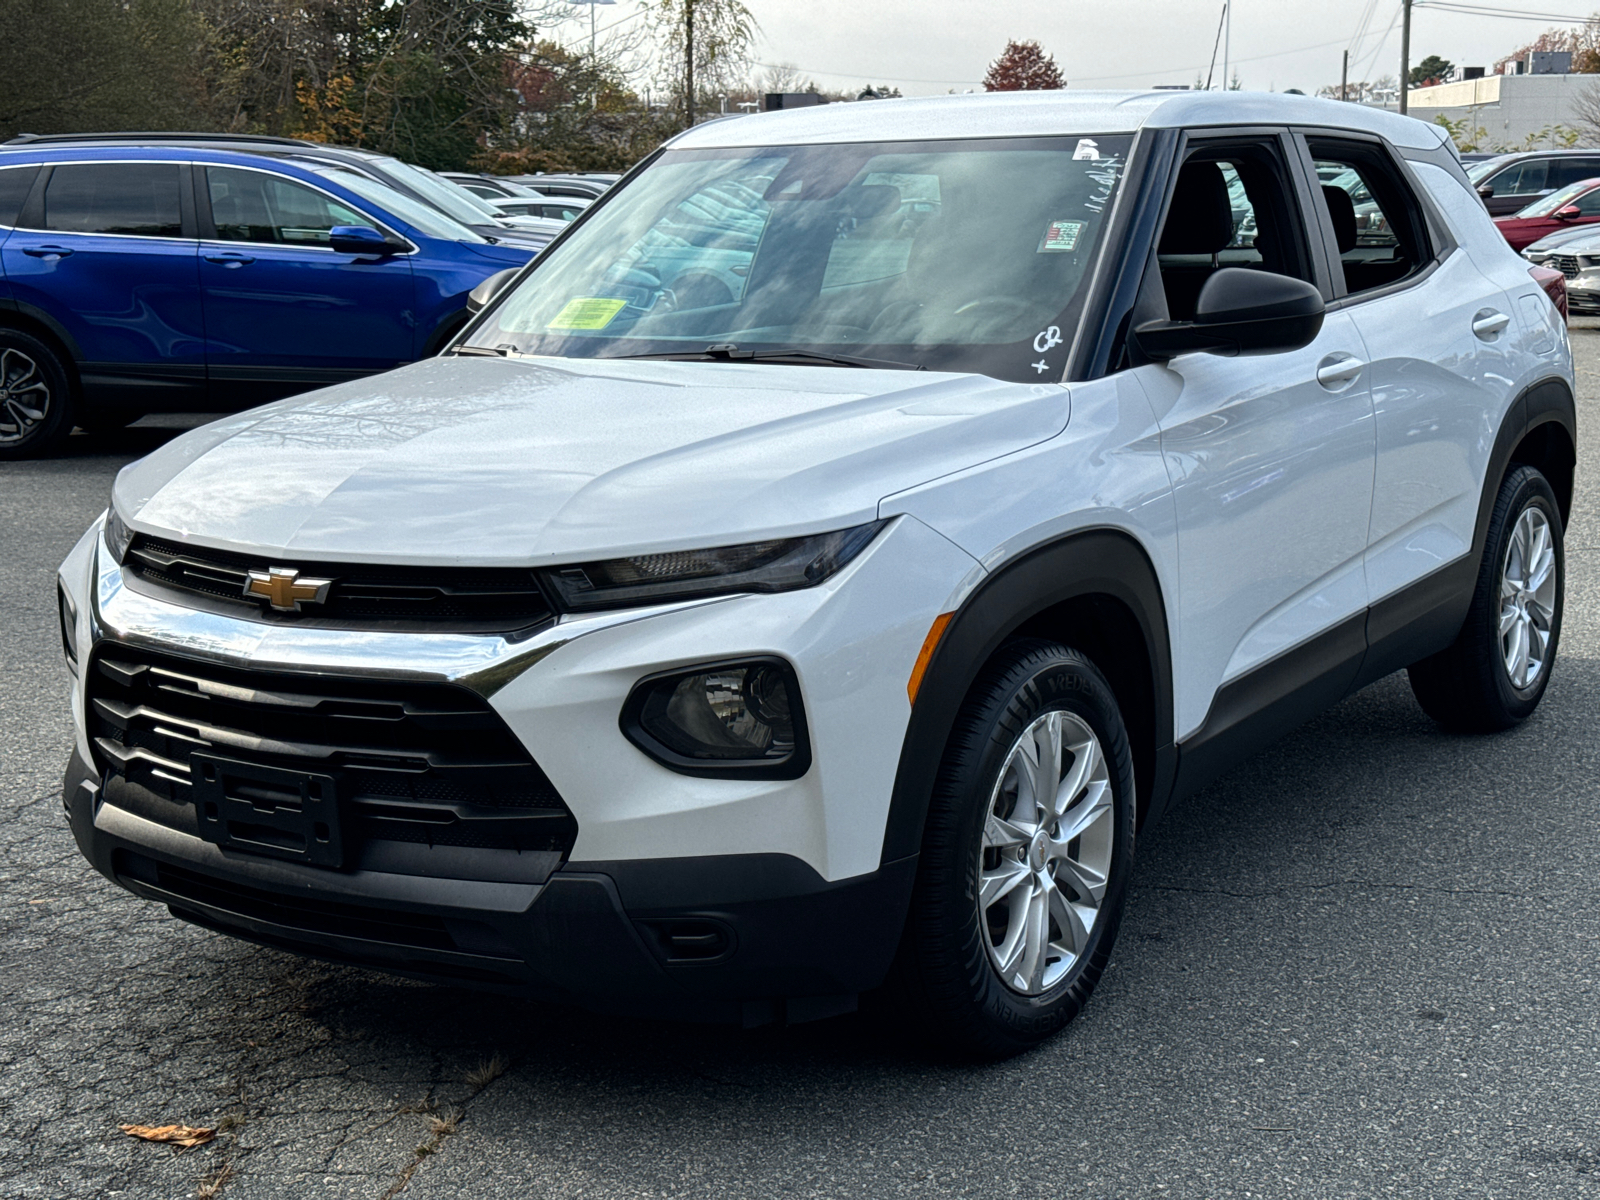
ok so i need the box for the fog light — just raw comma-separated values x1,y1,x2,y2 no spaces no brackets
621,658,810,778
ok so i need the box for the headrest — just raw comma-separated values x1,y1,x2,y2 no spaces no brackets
1321,185,1358,255
1159,161,1236,255
842,184,900,218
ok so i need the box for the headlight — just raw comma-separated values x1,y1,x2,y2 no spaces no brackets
540,520,887,612
622,658,810,778
104,507,134,564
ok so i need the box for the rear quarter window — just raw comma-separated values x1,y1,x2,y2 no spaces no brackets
0,165,39,227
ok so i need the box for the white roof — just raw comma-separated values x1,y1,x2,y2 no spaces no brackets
675,90,1451,153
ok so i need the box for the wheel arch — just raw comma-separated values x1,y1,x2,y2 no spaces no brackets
0,300,82,388
1480,376,1576,555
880,527,1176,868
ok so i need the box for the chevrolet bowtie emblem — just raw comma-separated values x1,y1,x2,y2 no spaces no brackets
244,566,333,612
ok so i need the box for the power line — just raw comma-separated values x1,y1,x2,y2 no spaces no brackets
1415,1,1600,19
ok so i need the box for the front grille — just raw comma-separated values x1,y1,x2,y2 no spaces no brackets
1551,254,1582,279
88,644,577,880
122,535,554,634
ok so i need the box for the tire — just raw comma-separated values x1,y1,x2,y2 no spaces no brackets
0,328,75,459
1409,465,1564,732
896,638,1137,1059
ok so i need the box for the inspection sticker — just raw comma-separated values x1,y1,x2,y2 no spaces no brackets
1038,219,1085,252
547,297,628,330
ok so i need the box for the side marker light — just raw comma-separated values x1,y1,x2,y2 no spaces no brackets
907,612,955,706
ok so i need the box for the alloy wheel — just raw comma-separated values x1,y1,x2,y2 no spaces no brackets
977,709,1114,996
1499,505,1558,690
0,348,51,446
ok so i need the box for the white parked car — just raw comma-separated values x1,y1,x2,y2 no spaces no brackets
59,91,1575,1057
1523,226,1600,314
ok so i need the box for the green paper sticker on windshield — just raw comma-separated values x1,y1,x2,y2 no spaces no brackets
1039,220,1085,253
548,297,628,330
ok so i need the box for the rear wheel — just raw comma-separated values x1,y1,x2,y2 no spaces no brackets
0,329,75,459
898,639,1136,1059
1409,465,1564,731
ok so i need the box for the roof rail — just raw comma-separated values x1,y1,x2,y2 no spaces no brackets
3,131,315,147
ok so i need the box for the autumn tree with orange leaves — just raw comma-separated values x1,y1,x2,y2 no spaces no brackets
983,40,1065,91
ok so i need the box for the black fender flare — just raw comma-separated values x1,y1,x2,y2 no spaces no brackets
879,527,1176,867
0,297,85,369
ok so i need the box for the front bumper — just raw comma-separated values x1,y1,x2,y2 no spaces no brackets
67,750,917,1023
60,514,981,1018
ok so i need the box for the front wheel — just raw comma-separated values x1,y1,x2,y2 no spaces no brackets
1409,465,1565,731
898,639,1136,1059
0,329,75,459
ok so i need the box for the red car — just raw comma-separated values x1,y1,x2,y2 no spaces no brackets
1494,176,1600,250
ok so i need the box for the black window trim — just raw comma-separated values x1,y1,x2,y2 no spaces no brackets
10,158,197,242
194,160,417,256
1290,128,1456,312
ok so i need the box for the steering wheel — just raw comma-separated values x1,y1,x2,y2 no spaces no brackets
949,296,1036,323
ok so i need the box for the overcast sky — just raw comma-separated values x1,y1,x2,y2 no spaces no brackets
545,1,1583,96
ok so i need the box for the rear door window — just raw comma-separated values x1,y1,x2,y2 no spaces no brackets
1546,158,1600,189
41,163,183,238
1309,138,1434,298
206,167,366,247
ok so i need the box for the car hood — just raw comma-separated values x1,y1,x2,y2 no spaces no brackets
115,355,1070,566
1525,226,1600,255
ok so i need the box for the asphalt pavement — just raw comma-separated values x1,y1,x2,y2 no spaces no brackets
3,338,1599,1200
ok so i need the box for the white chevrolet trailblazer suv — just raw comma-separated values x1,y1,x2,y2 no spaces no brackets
59,92,1575,1057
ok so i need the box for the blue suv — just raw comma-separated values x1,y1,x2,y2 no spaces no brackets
0,144,538,457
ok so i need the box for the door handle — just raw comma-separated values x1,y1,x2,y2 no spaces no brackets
204,253,255,267
21,246,72,258
1315,354,1365,389
1472,310,1511,339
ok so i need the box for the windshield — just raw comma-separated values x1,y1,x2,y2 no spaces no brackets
314,168,486,243
380,159,501,226
465,135,1131,381
1518,178,1600,217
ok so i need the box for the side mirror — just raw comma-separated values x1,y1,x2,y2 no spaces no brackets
1556,205,1583,220
328,225,397,255
467,267,519,314
1476,184,1494,198
1132,268,1325,362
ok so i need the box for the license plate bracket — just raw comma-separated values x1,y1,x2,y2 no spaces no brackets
191,753,344,868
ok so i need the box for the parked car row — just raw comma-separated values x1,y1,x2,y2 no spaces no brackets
0,135,589,457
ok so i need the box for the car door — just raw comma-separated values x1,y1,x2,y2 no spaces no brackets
1301,133,1516,670
1,159,206,407
197,164,416,405
1131,135,1376,742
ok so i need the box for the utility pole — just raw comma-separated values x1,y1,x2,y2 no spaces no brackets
1400,0,1412,114
685,0,695,128
1223,1,1230,90
1340,49,1348,101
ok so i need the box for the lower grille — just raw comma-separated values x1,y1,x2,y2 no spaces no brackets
1551,254,1582,279
88,644,577,882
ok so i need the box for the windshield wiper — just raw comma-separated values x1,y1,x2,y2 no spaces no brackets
452,345,509,357
609,344,924,371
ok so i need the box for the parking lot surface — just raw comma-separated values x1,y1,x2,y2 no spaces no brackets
3,334,1599,1200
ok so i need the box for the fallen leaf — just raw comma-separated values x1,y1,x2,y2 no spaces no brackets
119,1124,216,1148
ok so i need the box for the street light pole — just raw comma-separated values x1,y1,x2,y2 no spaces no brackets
1400,0,1412,114
1340,49,1348,102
